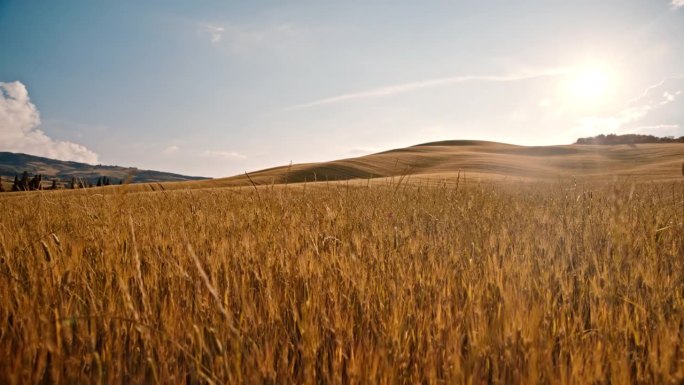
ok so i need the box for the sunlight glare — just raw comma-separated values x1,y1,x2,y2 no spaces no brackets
567,65,614,106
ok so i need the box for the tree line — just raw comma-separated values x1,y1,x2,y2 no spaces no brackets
576,134,684,145
0,171,121,192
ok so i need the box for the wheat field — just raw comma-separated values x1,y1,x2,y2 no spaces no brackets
1,178,683,384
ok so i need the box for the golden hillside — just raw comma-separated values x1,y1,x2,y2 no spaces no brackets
7,141,679,195
191,141,684,189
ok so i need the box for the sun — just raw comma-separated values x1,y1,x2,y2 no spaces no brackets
573,69,608,99
566,65,614,105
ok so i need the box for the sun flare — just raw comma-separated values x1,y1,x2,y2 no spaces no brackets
574,70,608,98
567,65,614,105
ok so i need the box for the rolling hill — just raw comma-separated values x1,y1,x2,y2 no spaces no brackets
188,140,684,189
0,151,207,185
3,141,682,193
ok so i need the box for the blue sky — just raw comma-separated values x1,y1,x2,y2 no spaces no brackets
1,1,683,177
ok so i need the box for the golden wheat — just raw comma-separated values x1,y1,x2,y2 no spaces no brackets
0,179,683,384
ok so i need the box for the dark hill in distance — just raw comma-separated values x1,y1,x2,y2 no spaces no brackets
0,152,207,184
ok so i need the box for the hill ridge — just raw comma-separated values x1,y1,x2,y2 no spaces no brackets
0,151,207,184
202,140,684,188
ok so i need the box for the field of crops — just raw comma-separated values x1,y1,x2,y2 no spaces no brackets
1,179,683,384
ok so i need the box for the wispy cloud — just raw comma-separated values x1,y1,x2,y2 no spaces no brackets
286,68,571,110
573,76,684,136
0,81,98,163
672,0,684,9
625,124,680,134
199,21,299,53
162,145,180,155
204,25,225,43
201,150,247,160
348,146,383,156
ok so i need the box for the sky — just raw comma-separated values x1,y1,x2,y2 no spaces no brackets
1,0,683,178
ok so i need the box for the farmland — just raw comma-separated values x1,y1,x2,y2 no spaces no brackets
1,176,683,384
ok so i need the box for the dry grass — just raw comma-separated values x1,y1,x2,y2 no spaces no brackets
1,178,683,384
192,142,684,188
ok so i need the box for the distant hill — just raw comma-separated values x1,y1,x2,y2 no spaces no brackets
177,140,684,190
3,139,683,193
0,152,207,185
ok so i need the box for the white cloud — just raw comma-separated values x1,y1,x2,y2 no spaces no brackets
672,0,684,9
627,124,680,136
204,25,225,43
286,68,570,110
200,22,298,52
0,81,98,163
162,145,180,154
200,150,247,160
348,147,383,156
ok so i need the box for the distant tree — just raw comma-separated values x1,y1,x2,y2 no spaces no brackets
51,179,58,190
12,175,19,191
97,177,102,187
70,177,76,189
576,133,684,145
0,176,4,192
103,176,111,186
28,174,42,190
19,171,30,191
